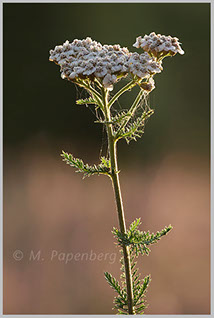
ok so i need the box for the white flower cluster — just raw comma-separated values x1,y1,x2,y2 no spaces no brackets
129,52,162,78
133,32,184,57
49,37,162,89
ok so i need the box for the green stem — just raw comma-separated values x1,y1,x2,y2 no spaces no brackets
108,80,136,109
116,89,144,139
102,88,135,315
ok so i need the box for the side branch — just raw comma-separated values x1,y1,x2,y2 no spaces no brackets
115,89,144,139
108,80,137,108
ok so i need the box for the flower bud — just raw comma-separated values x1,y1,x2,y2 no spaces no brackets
139,78,155,92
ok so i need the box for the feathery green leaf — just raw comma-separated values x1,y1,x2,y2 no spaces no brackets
61,151,111,178
76,97,98,106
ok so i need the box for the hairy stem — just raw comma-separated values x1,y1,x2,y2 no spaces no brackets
102,88,135,315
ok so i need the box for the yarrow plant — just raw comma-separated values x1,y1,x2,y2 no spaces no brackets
49,32,184,315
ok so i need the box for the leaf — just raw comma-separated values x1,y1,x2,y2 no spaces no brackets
106,219,172,314
116,109,154,143
76,97,98,106
61,151,111,178
104,271,128,314
134,275,151,306
129,218,141,233
104,272,126,300
113,219,173,256
111,111,131,125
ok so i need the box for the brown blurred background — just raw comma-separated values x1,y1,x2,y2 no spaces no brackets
3,3,210,315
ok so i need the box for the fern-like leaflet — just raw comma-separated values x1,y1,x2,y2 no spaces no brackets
61,151,111,178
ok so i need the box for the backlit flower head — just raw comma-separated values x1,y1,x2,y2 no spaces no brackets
49,37,131,89
129,52,162,79
49,37,163,90
133,32,184,59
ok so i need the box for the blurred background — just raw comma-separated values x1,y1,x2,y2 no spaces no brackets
3,3,210,315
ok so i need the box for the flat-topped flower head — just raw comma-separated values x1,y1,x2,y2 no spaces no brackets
49,37,164,90
49,37,132,89
133,32,184,59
